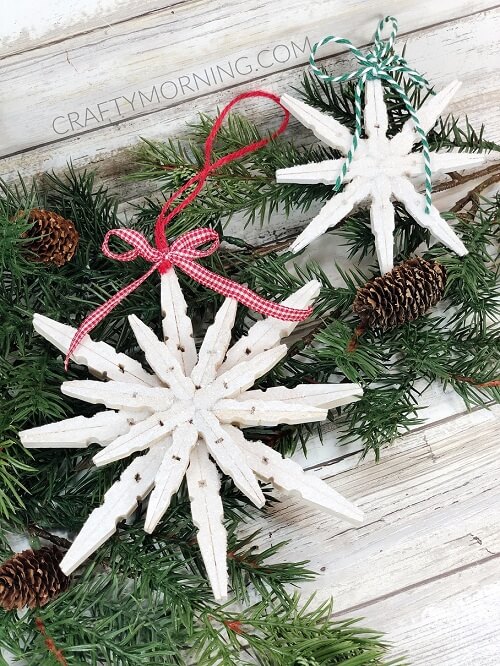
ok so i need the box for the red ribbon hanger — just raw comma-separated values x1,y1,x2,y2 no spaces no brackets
66,91,313,368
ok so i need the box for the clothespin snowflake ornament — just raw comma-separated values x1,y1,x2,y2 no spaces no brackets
277,17,485,274
20,273,363,600
19,91,363,600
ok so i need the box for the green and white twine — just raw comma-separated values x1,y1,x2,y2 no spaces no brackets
309,16,434,213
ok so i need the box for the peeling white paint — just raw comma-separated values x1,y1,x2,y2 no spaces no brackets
1,0,127,44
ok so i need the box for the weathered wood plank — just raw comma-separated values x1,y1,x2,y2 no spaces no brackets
350,555,500,665
245,405,500,612
4,0,495,59
260,404,500,664
0,6,498,177
0,1,184,58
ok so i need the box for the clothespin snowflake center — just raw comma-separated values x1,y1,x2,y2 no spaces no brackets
193,385,220,412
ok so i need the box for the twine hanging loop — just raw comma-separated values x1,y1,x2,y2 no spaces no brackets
309,16,434,211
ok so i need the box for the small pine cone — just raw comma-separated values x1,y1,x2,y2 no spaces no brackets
23,208,79,266
352,257,447,331
0,546,70,611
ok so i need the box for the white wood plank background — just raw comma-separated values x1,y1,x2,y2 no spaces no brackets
247,405,500,665
1,2,499,664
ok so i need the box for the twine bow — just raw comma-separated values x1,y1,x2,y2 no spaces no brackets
309,16,434,212
66,91,313,368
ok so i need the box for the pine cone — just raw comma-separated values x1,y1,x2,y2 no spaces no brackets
352,257,446,331
23,208,79,266
0,546,70,611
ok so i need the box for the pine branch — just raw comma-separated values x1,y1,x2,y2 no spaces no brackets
0,430,33,520
429,115,500,153
0,532,400,665
27,525,72,551
339,385,423,460
194,593,405,666
131,113,335,231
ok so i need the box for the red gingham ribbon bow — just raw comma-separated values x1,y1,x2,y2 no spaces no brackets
66,91,313,368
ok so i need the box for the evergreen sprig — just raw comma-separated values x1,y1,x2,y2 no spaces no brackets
1,571,404,665
0,508,398,664
193,593,403,666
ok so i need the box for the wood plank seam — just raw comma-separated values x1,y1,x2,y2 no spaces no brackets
311,478,487,545
332,551,500,616
0,1,192,61
310,2,500,70
304,403,495,472
303,446,362,472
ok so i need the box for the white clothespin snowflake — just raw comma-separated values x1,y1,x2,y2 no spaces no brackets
277,16,485,274
277,80,484,274
20,273,363,600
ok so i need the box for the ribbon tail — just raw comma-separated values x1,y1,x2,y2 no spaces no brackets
65,264,159,369
178,260,313,322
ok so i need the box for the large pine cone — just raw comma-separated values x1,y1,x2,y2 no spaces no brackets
23,208,79,266
0,546,70,611
353,257,446,331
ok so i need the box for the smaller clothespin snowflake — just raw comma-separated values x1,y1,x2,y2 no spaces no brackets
276,16,485,274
